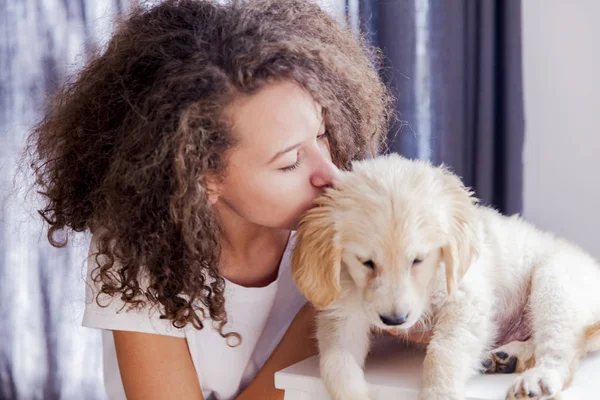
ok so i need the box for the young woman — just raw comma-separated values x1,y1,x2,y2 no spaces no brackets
28,0,424,399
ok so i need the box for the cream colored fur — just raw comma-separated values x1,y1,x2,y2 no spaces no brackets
292,154,600,400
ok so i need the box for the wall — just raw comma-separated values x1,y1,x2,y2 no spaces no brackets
522,0,600,259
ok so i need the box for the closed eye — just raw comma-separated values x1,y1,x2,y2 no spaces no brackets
362,260,376,269
279,131,329,172
280,159,300,172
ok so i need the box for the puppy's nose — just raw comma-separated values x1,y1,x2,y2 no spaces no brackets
380,313,409,326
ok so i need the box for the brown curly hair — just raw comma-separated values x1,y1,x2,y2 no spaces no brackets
26,0,392,341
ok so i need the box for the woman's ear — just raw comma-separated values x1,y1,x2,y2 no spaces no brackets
203,176,221,205
207,193,219,205
439,167,480,295
291,201,342,309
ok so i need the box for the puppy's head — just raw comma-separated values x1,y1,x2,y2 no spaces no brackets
291,154,480,331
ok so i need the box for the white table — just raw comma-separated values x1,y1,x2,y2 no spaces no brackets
275,336,600,399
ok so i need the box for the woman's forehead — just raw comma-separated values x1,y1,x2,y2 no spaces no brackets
226,81,323,154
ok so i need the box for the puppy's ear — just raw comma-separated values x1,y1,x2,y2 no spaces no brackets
440,168,480,295
291,201,342,309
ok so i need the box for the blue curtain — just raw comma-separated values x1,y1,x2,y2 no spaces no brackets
355,0,524,214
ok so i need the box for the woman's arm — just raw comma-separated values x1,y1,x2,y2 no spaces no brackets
113,330,204,400
112,303,317,400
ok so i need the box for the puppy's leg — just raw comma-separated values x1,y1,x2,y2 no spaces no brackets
483,338,536,374
420,291,492,400
506,257,587,400
317,310,372,400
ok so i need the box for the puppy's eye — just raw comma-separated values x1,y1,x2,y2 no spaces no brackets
362,260,376,269
412,258,423,266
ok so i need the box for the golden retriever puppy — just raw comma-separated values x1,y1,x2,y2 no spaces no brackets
292,153,600,400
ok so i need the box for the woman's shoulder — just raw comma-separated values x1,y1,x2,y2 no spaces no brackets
81,231,303,338
82,234,186,337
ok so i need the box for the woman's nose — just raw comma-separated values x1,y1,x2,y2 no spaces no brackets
310,157,339,188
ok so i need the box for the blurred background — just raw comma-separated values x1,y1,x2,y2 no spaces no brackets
1,0,598,399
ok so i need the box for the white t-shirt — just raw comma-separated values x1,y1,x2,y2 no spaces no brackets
82,233,306,400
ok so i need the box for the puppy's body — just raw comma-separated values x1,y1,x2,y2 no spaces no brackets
292,154,600,400
475,207,600,346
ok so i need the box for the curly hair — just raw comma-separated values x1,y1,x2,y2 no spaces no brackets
26,0,392,341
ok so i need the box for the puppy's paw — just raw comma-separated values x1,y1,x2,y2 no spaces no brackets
505,367,561,400
324,379,372,400
482,339,535,374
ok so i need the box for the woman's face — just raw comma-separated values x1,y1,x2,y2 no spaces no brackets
210,80,338,230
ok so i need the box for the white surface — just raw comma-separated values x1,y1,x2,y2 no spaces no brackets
275,336,600,400
522,0,600,261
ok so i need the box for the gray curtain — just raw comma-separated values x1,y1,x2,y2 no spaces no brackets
0,1,130,399
356,0,524,215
